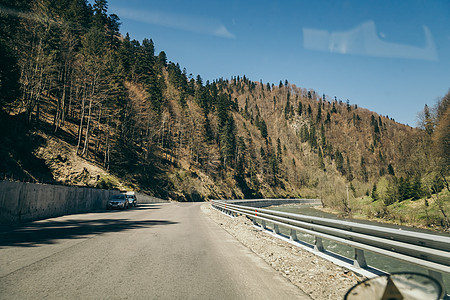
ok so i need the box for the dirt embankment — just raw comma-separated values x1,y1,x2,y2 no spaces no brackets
201,203,364,300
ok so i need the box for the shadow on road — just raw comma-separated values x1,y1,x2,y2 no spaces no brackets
0,217,177,248
100,203,163,211
130,204,165,211
100,203,166,213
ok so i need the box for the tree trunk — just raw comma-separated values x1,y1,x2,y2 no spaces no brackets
82,80,95,156
76,81,87,154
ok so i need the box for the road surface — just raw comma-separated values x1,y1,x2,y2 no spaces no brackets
0,202,310,299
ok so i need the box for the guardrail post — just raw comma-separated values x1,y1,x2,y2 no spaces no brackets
428,270,444,288
273,224,280,234
261,220,266,229
314,236,324,252
354,248,367,268
290,229,298,241
252,217,258,226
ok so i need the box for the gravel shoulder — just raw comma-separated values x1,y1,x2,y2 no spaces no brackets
201,203,365,300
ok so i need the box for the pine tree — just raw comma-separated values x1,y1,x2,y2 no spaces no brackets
320,124,326,147
346,157,353,181
259,119,268,139
157,51,167,67
397,177,411,201
331,102,337,113
0,37,20,110
284,91,291,119
318,147,325,170
0,0,23,110
371,184,378,201
309,125,317,148
411,176,422,200
360,157,368,182
316,103,322,123
388,164,395,176
276,138,282,164
335,150,344,175
300,125,309,143
325,112,331,124
422,104,434,135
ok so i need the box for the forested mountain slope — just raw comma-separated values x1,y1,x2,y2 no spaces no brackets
0,1,448,227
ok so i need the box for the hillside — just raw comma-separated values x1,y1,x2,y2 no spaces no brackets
0,0,448,229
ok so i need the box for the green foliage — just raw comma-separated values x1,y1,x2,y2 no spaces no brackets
96,175,116,189
384,179,399,206
375,174,428,206
397,177,411,201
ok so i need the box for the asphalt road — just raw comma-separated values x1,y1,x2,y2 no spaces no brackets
0,202,310,299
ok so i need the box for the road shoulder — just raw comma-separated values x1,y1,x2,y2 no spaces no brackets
201,203,363,300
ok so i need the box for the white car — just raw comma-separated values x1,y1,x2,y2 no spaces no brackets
122,192,137,207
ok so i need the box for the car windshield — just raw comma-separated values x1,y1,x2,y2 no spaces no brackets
111,195,124,200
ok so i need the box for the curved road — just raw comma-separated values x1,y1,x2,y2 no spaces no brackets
0,203,310,299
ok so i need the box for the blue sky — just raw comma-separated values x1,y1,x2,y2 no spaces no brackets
103,0,449,126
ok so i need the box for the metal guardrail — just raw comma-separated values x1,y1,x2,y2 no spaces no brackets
212,200,450,284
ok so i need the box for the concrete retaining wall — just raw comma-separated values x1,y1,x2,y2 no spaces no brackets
226,199,321,208
135,192,169,204
0,181,119,224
